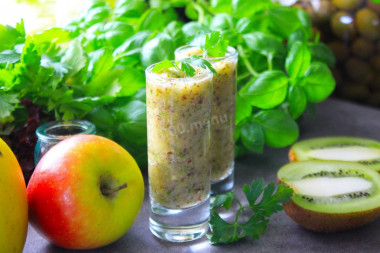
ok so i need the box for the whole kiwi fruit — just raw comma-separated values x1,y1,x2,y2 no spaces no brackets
278,160,380,232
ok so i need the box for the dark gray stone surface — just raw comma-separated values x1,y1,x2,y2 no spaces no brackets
23,98,380,253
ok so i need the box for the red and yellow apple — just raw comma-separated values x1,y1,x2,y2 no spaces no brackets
27,134,144,249
0,138,28,253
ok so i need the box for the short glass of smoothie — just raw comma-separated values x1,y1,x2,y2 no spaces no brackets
146,62,213,242
175,46,238,195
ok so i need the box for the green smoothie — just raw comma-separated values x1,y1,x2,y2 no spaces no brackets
175,46,238,184
146,65,213,208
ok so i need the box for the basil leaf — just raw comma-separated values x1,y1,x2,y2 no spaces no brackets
113,31,152,57
232,0,272,18
285,41,311,78
61,39,87,77
267,8,301,38
288,29,307,49
239,71,288,109
235,95,252,124
114,100,147,146
117,67,145,97
296,8,312,38
136,8,165,32
104,22,134,48
241,120,265,153
210,13,234,31
211,0,232,13
141,33,174,67
254,109,299,148
114,0,147,18
243,32,285,57
235,18,254,34
287,85,307,119
309,43,336,67
182,22,210,39
303,62,336,102
84,6,111,27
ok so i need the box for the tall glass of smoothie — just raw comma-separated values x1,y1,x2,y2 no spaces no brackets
146,62,213,242
175,46,238,195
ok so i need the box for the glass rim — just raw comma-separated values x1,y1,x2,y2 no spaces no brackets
145,60,213,82
175,45,238,61
36,120,96,141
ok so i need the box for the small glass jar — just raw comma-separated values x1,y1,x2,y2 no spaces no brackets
34,120,96,165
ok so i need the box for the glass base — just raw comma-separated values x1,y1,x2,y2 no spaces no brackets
150,218,209,242
150,198,210,242
211,169,234,195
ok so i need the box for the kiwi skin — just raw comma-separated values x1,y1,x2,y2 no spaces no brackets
288,148,298,162
281,195,380,232
279,158,380,232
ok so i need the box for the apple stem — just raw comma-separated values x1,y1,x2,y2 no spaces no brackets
101,183,128,196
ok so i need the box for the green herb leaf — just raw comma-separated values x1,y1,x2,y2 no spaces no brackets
208,178,293,244
243,32,285,57
61,39,87,77
182,56,218,76
287,85,307,119
208,212,238,244
267,8,304,38
235,94,252,124
232,0,272,18
303,62,336,103
254,109,299,148
285,41,311,78
210,0,232,14
243,178,265,208
141,33,174,67
151,59,175,73
309,43,335,67
203,31,229,57
240,120,265,153
211,191,235,211
136,8,165,32
288,29,308,49
0,50,20,64
0,94,18,119
239,71,288,109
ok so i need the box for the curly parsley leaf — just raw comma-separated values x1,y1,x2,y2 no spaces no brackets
208,178,293,244
202,31,229,57
0,94,18,118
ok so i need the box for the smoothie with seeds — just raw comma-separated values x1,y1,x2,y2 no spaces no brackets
146,64,213,209
175,46,237,188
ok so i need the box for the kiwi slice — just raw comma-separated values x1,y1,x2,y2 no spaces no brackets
289,137,380,172
278,160,380,232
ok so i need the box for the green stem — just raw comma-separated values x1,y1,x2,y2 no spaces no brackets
101,183,127,196
237,72,251,81
237,45,259,77
267,54,273,71
232,205,250,238
197,0,215,16
192,2,205,24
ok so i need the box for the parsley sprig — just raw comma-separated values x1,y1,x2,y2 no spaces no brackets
152,56,218,77
201,31,229,57
208,178,293,244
